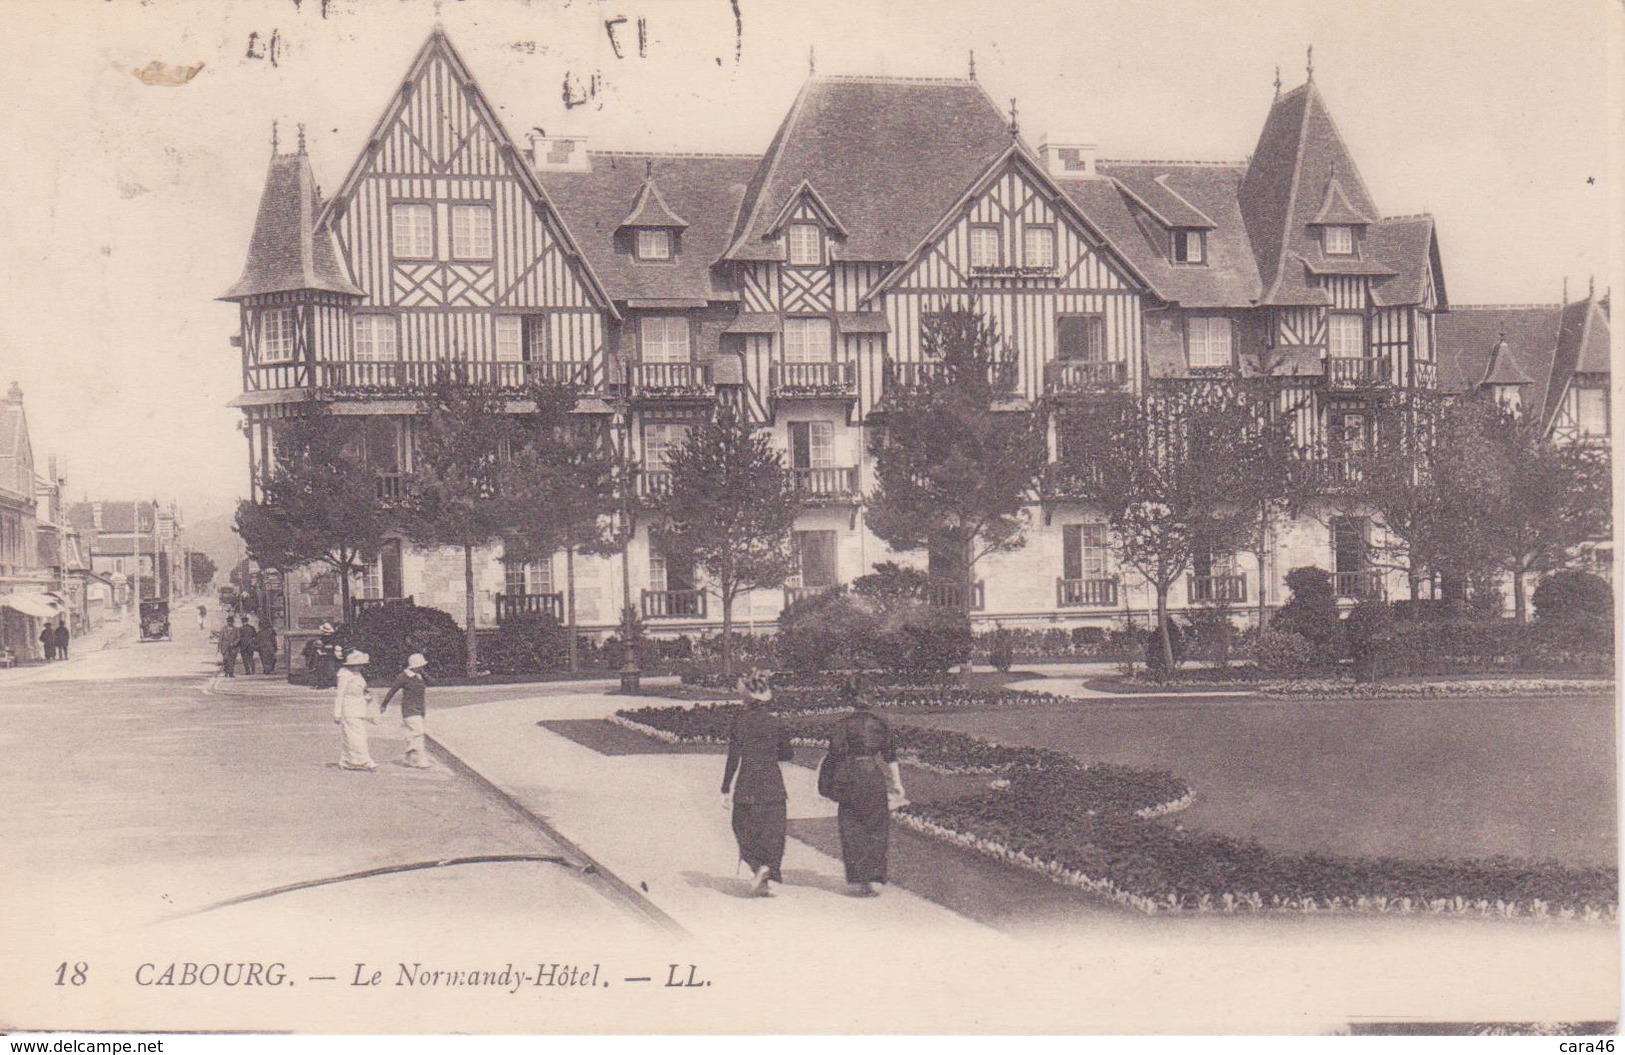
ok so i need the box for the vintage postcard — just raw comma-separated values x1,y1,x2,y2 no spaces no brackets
0,0,1617,1043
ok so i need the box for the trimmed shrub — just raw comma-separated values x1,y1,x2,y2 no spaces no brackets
895,607,973,671
1272,567,1341,650
777,579,970,673
1143,621,1187,675
989,625,1015,672
1342,600,1396,682
340,604,466,681
481,610,568,675
1533,570,1613,624
1254,629,1319,677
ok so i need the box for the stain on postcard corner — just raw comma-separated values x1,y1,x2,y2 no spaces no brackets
133,61,204,87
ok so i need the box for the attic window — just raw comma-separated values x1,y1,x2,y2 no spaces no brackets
1171,230,1206,265
635,229,672,261
787,223,823,266
1323,225,1354,256
969,225,1001,268
1023,226,1056,270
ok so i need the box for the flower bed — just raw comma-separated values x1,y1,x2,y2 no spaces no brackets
613,699,1619,918
1260,677,1615,700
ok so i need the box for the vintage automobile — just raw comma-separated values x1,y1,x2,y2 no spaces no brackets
139,599,171,642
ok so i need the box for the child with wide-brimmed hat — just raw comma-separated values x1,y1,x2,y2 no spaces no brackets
380,653,433,769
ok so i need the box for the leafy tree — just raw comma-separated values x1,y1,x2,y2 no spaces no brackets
402,365,521,676
497,379,618,672
653,403,801,677
233,412,386,617
1436,398,1612,621
866,305,1048,616
187,552,218,591
1059,380,1289,674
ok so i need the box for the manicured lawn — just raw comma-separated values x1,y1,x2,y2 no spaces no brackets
902,695,1616,867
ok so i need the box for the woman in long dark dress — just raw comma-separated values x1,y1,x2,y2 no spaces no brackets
720,670,794,896
827,680,906,897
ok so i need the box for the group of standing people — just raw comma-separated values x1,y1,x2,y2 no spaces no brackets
721,672,905,899
217,615,278,677
37,620,70,661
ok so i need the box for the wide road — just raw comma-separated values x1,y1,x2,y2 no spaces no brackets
0,611,670,1033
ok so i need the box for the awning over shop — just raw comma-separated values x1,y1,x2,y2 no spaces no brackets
0,592,63,619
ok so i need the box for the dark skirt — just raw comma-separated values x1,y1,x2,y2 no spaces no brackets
837,799,890,884
731,799,787,880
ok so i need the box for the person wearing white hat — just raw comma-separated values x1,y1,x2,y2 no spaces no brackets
333,650,377,771
380,653,432,769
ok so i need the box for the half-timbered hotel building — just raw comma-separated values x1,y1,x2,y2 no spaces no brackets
225,29,1606,637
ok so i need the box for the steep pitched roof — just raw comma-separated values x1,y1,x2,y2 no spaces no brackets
724,77,1013,262
1436,304,1563,423
1071,163,1262,308
1544,295,1612,425
220,150,363,300
538,152,759,303
619,177,689,230
64,500,155,536
1310,176,1373,225
0,397,33,500
1481,337,1538,386
1238,82,1381,305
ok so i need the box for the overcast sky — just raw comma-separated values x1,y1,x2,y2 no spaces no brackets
0,0,1616,522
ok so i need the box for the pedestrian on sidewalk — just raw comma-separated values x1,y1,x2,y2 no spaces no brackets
53,621,69,660
39,624,56,661
219,616,240,677
257,622,279,676
238,616,259,675
824,677,906,898
379,653,432,768
333,650,378,771
310,622,340,688
196,604,207,631
720,670,794,897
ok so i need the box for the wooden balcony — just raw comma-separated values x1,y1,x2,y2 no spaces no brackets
882,359,1018,399
642,588,706,620
495,591,564,624
791,466,860,503
1333,570,1384,601
1040,462,1103,501
783,583,837,608
769,361,857,400
1325,356,1391,390
317,359,551,393
626,362,713,401
375,472,405,502
1188,573,1248,605
636,469,673,500
927,580,985,611
1044,359,1127,396
1292,457,1366,492
1057,577,1118,607
348,595,413,621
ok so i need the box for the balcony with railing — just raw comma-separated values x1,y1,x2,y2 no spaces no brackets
1040,462,1104,501
1056,577,1119,608
348,595,414,621
1291,456,1367,492
881,359,1018,399
625,362,714,401
927,580,985,611
375,472,405,502
495,591,564,624
1043,359,1127,396
636,469,673,500
1325,355,1391,390
642,588,707,620
317,359,549,393
783,583,837,608
791,466,860,503
1333,569,1384,601
769,361,857,401
1188,573,1248,605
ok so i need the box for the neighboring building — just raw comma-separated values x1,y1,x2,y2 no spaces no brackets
1436,292,1613,579
0,382,71,659
222,30,1599,635
65,499,186,607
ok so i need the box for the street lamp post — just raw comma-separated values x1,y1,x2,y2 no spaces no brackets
612,404,641,695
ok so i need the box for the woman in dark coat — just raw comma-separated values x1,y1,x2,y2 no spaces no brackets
825,679,907,897
720,670,794,896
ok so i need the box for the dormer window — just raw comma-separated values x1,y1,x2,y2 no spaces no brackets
1171,229,1206,265
1023,226,1056,270
1323,225,1355,256
787,223,823,266
635,229,672,261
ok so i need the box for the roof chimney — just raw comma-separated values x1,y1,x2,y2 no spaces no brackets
527,129,591,172
1038,134,1099,179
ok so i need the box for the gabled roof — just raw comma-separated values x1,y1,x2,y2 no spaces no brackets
1481,337,1537,386
1073,162,1263,308
538,152,759,303
1544,295,1612,425
619,177,689,230
723,76,1013,262
1436,304,1563,425
0,396,34,500
1238,82,1382,305
764,181,850,238
65,500,156,536
220,150,363,300
1366,216,1446,308
312,28,619,318
1116,173,1218,230
1310,176,1373,226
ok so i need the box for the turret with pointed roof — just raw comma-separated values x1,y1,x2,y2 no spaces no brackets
220,144,362,301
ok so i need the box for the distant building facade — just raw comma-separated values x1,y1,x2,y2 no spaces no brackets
0,382,76,659
65,499,187,609
224,31,1611,636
